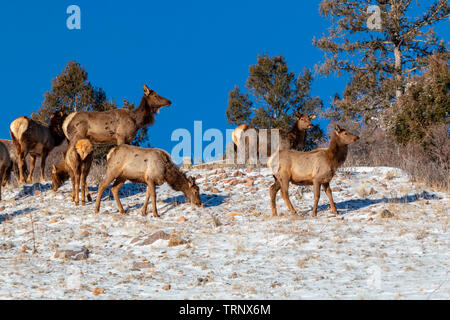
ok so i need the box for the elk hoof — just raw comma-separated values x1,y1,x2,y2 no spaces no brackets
81,201,86,206
87,194,92,202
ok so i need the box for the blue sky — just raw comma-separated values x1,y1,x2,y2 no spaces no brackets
0,1,448,162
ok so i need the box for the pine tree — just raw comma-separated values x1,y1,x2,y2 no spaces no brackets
226,54,323,150
392,54,449,146
32,61,113,124
314,0,449,124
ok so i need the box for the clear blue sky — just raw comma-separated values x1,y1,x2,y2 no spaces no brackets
0,1,448,162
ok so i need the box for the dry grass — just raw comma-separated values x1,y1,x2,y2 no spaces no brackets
343,124,449,192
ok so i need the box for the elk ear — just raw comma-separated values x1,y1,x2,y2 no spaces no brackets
310,114,317,120
188,176,195,186
335,124,342,133
143,85,151,96
52,165,57,174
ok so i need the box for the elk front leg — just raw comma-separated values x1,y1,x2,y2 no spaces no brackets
142,181,158,217
312,181,321,217
269,177,281,217
27,154,36,184
280,179,297,215
94,174,116,214
149,182,158,218
323,182,338,215
111,178,126,214
80,169,87,205
73,173,80,206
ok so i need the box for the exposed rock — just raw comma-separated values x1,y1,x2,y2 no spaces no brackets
168,234,187,247
244,179,254,187
131,230,171,246
177,216,187,223
132,261,154,269
0,242,14,250
55,246,89,260
92,288,105,296
380,209,394,218
162,284,171,291
131,231,188,247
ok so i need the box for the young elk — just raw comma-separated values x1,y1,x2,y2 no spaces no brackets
51,140,93,205
10,110,67,184
268,124,359,217
95,145,202,217
0,141,12,200
232,114,316,163
63,85,171,147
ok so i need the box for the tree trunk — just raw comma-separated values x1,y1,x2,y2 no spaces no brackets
394,44,403,99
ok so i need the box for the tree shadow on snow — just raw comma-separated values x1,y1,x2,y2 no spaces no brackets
0,207,36,224
14,182,52,199
300,190,441,215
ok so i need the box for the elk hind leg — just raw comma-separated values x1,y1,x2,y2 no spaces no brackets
269,177,281,217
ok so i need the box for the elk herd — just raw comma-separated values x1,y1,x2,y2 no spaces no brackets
0,84,360,219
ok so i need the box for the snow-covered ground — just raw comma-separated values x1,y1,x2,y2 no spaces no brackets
0,166,448,299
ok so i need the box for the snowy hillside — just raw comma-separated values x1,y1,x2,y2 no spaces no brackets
0,166,448,299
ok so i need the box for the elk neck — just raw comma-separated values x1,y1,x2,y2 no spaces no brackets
130,97,156,128
327,133,348,169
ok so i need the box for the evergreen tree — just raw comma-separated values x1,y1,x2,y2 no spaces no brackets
314,0,449,124
32,61,114,124
226,55,323,150
392,54,449,146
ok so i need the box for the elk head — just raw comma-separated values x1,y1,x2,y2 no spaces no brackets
295,114,316,130
143,84,172,114
185,176,202,206
334,124,359,145
51,164,64,191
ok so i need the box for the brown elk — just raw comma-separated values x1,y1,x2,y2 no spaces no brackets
63,85,171,146
268,124,359,217
95,145,202,217
51,139,93,206
0,139,28,184
10,110,67,184
232,114,316,163
0,141,12,200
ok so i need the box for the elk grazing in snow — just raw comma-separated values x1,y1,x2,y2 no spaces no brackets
10,110,67,184
0,141,12,200
63,85,171,146
52,139,93,206
95,145,202,217
268,124,359,217
232,114,316,163
0,139,28,184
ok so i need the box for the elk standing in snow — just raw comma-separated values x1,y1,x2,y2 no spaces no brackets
52,139,93,205
0,139,28,184
10,110,67,184
268,124,359,217
0,141,12,200
232,114,316,163
63,85,171,147
95,145,202,216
